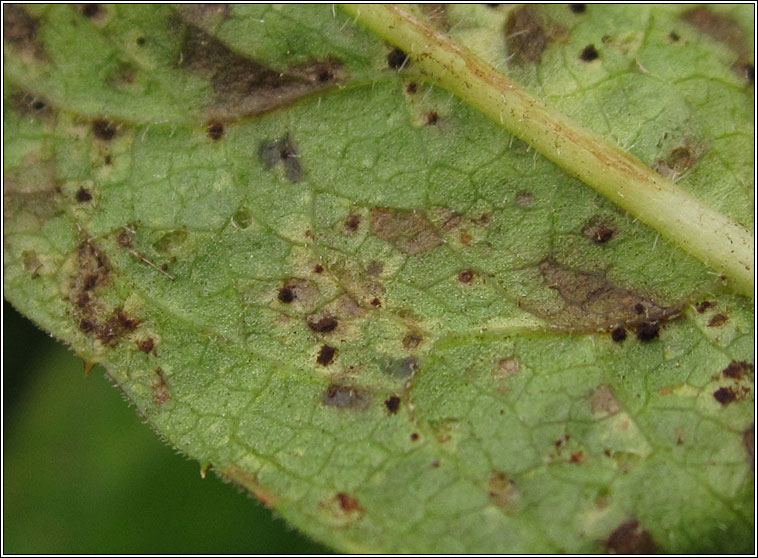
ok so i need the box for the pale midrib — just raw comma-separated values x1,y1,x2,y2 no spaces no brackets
340,4,754,298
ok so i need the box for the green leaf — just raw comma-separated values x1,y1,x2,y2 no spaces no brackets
4,4,754,553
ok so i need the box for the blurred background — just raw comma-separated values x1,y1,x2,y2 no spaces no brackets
3,301,331,554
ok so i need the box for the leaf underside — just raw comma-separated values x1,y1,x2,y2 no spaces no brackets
3,4,754,553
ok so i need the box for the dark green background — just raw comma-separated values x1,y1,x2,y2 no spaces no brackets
3,301,331,554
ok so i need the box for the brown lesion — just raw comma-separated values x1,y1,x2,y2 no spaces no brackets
681,6,754,83
174,18,347,121
3,4,49,61
371,207,442,255
520,259,680,332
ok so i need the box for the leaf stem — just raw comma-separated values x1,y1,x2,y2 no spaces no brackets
340,4,754,297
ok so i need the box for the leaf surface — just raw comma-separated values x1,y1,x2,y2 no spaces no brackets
3,4,754,553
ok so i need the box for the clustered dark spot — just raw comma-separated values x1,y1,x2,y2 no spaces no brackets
387,48,409,69
384,395,401,414
308,316,338,333
207,121,224,140
633,303,645,315
92,119,117,141
740,62,754,84
584,220,615,244
635,322,659,342
713,386,737,405
370,298,381,307
722,360,753,379
406,82,418,94
314,264,324,273
99,308,139,346
410,433,420,441
669,31,680,41
317,344,337,366
278,286,295,303
611,327,627,342
580,44,599,62
426,111,439,125
336,492,361,512
75,188,92,202
695,300,716,313
136,37,146,46
570,4,586,14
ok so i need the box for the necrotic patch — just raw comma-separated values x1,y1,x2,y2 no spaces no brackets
176,19,346,121
371,208,442,255
504,7,549,66
322,385,369,409
258,135,305,182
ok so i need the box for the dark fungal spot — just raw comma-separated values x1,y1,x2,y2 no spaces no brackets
695,300,715,313
92,120,117,141
80,4,102,18
75,188,92,203
345,213,361,232
406,82,418,94
317,345,337,366
583,218,616,244
137,338,155,354
387,47,409,69
611,327,627,342
402,333,423,349
426,111,439,125
722,360,753,379
606,520,657,554
635,322,659,342
669,31,680,42
370,298,381,307
654,143,702,179
336,492,361,513
136,36,146,46
152,368,170,406
322,384,369,409
634,303,645,314
3,4,48,61
713,386,737,405
410,433,420,441
505,6,549,66
176,19,346,121
207,121,224,140
308,316,338,333
104,155,112,165
738,62,754,84
580,44,599,61
278,286,295,303
708,313,728,327
314,264,324,274
384,395,401,414
79,318,96,333
116,227,133,248
570,4,586,14
458,269,474,283
569,451,584,463
258,135,305,182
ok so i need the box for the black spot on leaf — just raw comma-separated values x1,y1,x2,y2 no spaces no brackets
92,120,117,141
278,286,295,303
611,327,627,342
207,121,224,140
580,44,599,61
606,520,657,554
722,360,753,379
387,48,409,69
384,395,401,414
75,188,92,203
570,4,586,14
317,345,337,366
308,316,338,333
635,322,659,342
713,386,737,405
